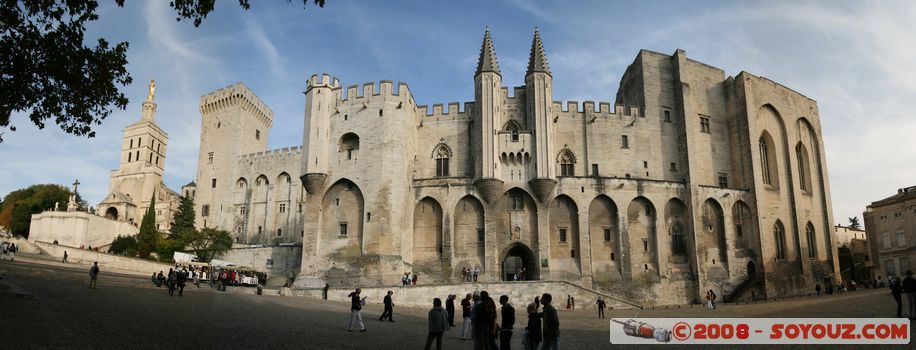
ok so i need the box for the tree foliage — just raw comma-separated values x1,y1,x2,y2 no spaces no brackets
169,195,196,240
185,227,232,263
1,0,325,142
0,184,85,237
108,234,137,256
136,194,159,258
847,216,861,230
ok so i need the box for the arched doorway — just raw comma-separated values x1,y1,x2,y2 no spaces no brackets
747,261,757,280
502,244,538,281
105,207,118,220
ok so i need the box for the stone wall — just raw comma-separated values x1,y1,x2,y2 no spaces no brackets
34,241,171,275
29,211,139,249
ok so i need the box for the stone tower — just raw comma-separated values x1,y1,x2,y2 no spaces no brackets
194,83,273,236
98,80,172,229
473,28,507,205
525,29,557,203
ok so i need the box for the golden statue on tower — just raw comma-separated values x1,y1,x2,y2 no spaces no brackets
147,79,156,101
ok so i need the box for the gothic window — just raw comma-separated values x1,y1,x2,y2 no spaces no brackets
208,152,214,164
202,205,210,217
239,206,245,215
621,135,629,149
279,203,286,213
148,153,153,163
128,153,132,162
557,149,576,176
156,156,159,165
433,143,452,177
135,150,139,161
671,223,686,255
255,130,261,140
796,143,811,192
806,223,817,258
718,173,728,188
502,120,522,142
339,223,348,237
774,221,786,260
130,139,133,148
759,132,778,187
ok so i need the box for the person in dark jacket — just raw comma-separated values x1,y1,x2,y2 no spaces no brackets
177,269,187,297
424,298,451,350
460,293,473,340
499,295,516,350
379,290,395,322
473,291,498,349
167,268,177,296
596,297,607,318
541,293,560,349
347,288,366,332
446,294,456,327
890,275,903,317
902,270,916,320
525,302,542,350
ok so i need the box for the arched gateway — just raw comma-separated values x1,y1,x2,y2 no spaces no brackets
501,243,538,281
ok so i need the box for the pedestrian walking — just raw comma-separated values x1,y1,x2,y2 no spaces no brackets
499,295,515,350
412,273,418,286
596,297,606,318
424,298,451,350
460,293,473,340
446,294,456,327
379,290,395,322
88,262,100,289
347,288,367,332
566,294,572,310
524,302,542,350
62,251,68,263
541,293,560,350
815,284,821,297
167,268,177,296
902,270,916,320
177,270,187,297
473,267,480,282
462,267,468,282
323,283,330,300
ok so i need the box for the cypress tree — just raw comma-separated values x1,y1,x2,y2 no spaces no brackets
137,193,158,258
169,195,196,241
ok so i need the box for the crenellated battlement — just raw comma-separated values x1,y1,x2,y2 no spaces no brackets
417,102,474,118
199,82,274,128
551,100,643,118
239,146,303,161
307,73,341,90
339,80,413,103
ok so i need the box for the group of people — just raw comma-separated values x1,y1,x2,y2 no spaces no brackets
345,288,562,350
511,268,528,282
461,267,481,282
889,270,916,320
0,241,16,261
151,267,194,296
401,272,419,286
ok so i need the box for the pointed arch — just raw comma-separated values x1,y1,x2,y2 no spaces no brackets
805,222,817,259
320,178,364,255
339,132,359,160
731,200,753,249
454,195,485,273
501,187,538,253
759,130,778,188
502,119,522,132
432,142,452,177
627,196,658,275
701,198,729,268
590,195,621,280
665,198,690,259
795,142,812,193
413,197,443,264
550,194,581,274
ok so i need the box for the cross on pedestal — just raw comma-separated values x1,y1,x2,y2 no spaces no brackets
72,179,80,193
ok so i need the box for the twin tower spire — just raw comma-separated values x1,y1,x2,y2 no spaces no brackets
475,27,551,77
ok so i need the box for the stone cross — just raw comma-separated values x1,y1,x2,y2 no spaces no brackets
72,179,80,193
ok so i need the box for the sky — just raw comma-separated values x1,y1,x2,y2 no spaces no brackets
2,0,915,227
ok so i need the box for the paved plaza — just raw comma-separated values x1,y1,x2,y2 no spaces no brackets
0,259,911,349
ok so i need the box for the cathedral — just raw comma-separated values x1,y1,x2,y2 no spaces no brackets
189,29,840,304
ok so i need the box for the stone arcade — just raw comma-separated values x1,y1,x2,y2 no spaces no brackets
190,29,840,304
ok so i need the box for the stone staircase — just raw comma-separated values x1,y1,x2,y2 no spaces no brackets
291,280,643,310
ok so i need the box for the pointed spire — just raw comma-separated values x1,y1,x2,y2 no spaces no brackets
475,27,501,76
526,27,551,76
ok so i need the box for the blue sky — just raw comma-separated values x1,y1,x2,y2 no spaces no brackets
2,0,915,226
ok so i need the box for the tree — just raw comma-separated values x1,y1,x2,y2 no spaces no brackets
136,194,159,258
848,216,861,230
108,235,137,256
1,0,325,142
169,195,196,240
185,227,232,263
0,184,85,237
